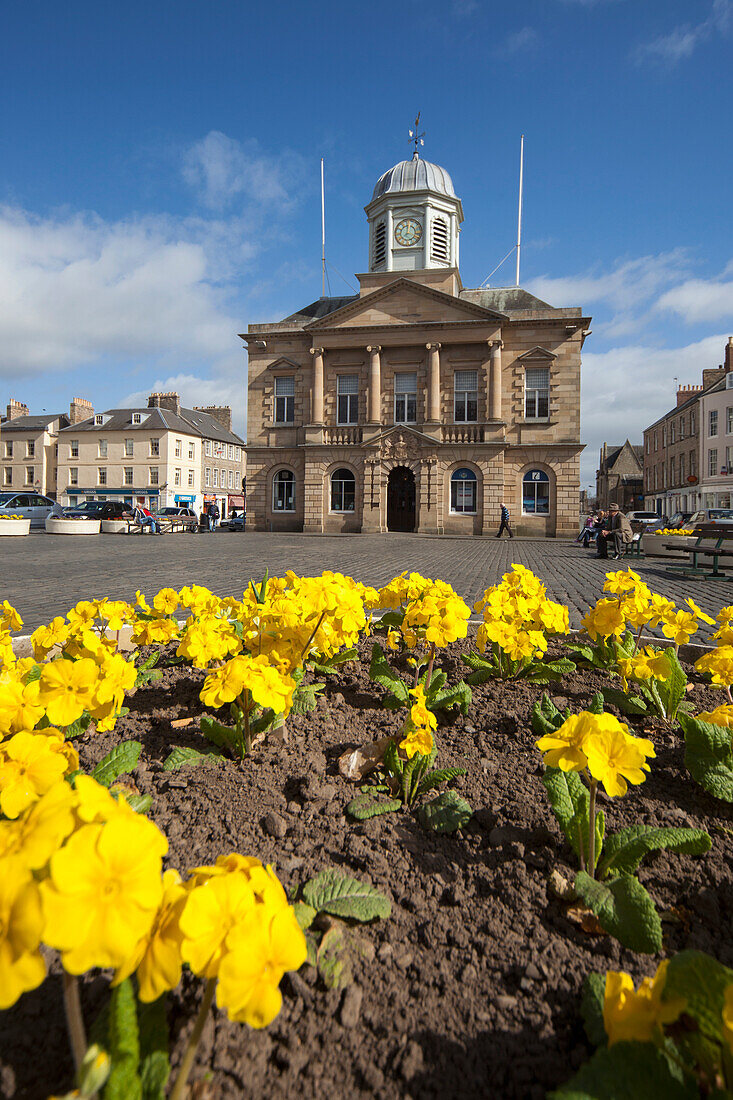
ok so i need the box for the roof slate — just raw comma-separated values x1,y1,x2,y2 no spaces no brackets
58,406,244,446
0,414,67,433
460,287,554,312
281,296,359,325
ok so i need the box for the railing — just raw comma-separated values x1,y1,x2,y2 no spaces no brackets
324,427,363,445
441,425,485,444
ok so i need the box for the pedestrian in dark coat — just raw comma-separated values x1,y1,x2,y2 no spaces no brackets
496,501,514,539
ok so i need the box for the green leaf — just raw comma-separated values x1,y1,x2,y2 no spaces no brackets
542,768,602,866
345,792,401,821
417,790,473,833
138,996,170,1100
580,972,607,1048
680,715,733,802
465,666,501,686
531,693,566,738
311,647,358,673
104,978,142,1100
302,869,391,922
664,950,733,1043
293,902,317,930
290,680,325,715
421,669,447,694
126,794,153,814
601,686,649,716
162,746,223,771
64,712,92,739
598,825,711,879
461,652,497,673
317,926,350,989
377,610,404,629
588,692,605,715
655,646,687,721
369,643,408,700
565,641,597,664
417,766,466,794
92,741,142,787
428,680,472,715
524,658,577,684
574,871,662,954
200,714,237,750
549,1041,697,1099
304,930,318,969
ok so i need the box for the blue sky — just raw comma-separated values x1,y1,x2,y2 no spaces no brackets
1,0,732,488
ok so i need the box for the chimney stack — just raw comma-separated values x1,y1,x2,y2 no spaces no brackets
193,405,233,432
725,336,733,374
702,366,726,390
69,397,94,425
148,392,181,416
5,399,29,422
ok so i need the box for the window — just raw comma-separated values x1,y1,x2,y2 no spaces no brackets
275,377,295,423
188,470,195,488
522,469,550,515
213,469,218,488
710,410,718,436
174,468,181,487
205,440,212,457
645,437,650,454
149,438,160,456
654,433,658,452
70,440,79,458
98,468,107,486
663,426,667,448
670,457,675,483
431,217,449,263
149,468,159,486
450,468,477,513
188,442,195,460
454,371,478,422
26,441,35,458
337,375,359,424
235,447,241,461
175,439,182,458
124,467,133,486
690,450,696,476
205,468,211,487
3,468,11,486
691,411,696,434
394,372,417,423
229,470,234,489
330,468,355,512
98,439,108,458
124,439,134,457
220,468,226,489
273,470,295,512
679,454,685,482
373,221,386,266
524,368,550,419
709,449,718,477
3,442,11,458
25,466,34,485
670,424,675,444
69,468,79,486
228,444,234,460
728,408,733,435
132,413,142,425
95,414,104,426
680,417,685,440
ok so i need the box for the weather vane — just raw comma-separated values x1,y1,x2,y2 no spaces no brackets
408,112,425,155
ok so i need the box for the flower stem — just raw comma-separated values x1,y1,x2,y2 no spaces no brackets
727,684,733,706
299,610,327,664
169,977,217,1100
587,780,598,878
425,642,436,693
62,972,87,1075
243,699,252,755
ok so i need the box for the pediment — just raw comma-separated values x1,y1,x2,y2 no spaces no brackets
265,357,301,371
516,346,557,361
306,279,506,331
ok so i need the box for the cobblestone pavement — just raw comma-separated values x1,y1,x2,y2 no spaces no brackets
3,531,731,633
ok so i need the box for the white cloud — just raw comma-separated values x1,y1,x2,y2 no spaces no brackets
122,373,247,438
633,0,731,65
504,26,538,53
656,269,733,323
182,131,307,211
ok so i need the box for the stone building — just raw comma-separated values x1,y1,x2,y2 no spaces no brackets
1,398,91,497
242,150,590,536
595,441,643,512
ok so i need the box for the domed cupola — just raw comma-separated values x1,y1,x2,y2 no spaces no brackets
365,150,463,274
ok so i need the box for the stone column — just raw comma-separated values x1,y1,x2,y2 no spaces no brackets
489,340,503,420
367,345,381,424
426,342,442,422
310,347,324,424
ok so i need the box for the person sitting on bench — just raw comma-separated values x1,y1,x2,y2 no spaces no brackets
598,503,632,560
133,504,160,534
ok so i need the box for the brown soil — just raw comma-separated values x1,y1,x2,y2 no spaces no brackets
2,640,733,1100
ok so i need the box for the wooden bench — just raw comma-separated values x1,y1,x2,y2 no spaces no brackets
664,525,732,579
621,532,644,559
126,517,196,535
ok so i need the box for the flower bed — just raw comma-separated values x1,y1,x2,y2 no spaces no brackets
45,516,101,535
0,516,30,536
1,572,733,1098
642,532,697,558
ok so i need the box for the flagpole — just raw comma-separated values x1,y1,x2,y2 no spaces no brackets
321,157,326,298
515,134,524,287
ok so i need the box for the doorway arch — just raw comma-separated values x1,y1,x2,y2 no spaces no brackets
387,466,416,532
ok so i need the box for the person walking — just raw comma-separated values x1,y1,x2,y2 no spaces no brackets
496,501,514,539
599,503,632,559
207,501,220,532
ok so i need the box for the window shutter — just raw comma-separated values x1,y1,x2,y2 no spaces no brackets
374,222,386,265
431,218,449,262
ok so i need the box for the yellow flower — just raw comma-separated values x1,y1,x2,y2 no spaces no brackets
93,653,137,708
536,712,595,772
0,856,46,1009
408,685,437,732
31,617,70,660
585,724,655,798
581,599,626,640
113,869,187,1002
604,961,684,1046
603,568,641,596
0,679,45,734
0,780,77,869
723,985,733,1056
661,610,699,646
179,872,258,979
37,657,99,727
41,814,167,973
200,653,295,715
696,704,733,728
400,726,435,758
217,904,307,1028
695,646,733,687
0,731,71,818
684,598,716,625
617,648,670,689
0,600,23,633
153,588,179,615
131,617,180,646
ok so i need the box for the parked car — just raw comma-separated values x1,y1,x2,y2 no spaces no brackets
625,509,664,532
688,509,733,527
158,506,198,519
225,512,245,531
0,492,64,527
63,501,130,520
666,511,695,530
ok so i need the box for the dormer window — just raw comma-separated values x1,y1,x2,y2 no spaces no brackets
373,222,386,267
94,414,104,426
132,413,142,425
431,217,449,263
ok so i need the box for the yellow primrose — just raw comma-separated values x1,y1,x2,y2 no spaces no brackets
696,704,733,728
408,685,437,733
113,868,187,1002
661,609,699,646
200,653,295,715
695,646,733,687
31,617,70,660
0,679,45,735
93,652,137,708
0,856,46,1009
0,601,23,633
581,600,626,641
153,588,180,615
400,726,435,759
0,780,77,869
604,961,684,1046
536,712,596,773
585,724,655,798
603,568,641,596
0,731,72,819
179,872,258,979
37,657,99,727
684,598,715,625
132,617,180,646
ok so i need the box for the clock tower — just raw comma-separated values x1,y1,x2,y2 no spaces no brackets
365,151,464,275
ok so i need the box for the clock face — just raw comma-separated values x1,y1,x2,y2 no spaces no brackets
394,218,422,247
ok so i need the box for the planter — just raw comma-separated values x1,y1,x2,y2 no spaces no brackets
0,517,31,536
101,519,130,534
641,533,696,559
45,517,101,535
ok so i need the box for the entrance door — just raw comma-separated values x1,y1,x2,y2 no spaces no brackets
387,466,416,532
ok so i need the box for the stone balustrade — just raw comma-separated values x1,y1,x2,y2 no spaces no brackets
324,427,363,445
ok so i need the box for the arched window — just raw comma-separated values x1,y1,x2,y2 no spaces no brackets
272,469,295,512
522,469,550,515
373,222,386,267
330,468,356,512
450,467,477,514
431,217,449,263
